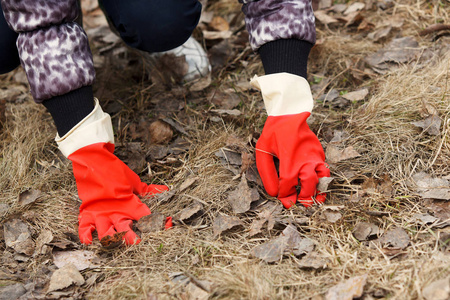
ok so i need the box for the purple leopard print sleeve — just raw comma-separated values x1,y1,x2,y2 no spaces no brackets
1,0,95,102
241,0,316,51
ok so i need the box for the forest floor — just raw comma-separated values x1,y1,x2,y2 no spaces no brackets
0,0,449,299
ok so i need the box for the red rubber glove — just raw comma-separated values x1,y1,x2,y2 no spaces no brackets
251,73,330,208
69,143,169,245
57,99,170,245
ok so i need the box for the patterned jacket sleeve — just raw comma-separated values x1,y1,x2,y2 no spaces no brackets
0,0,95,102
240,0,316,51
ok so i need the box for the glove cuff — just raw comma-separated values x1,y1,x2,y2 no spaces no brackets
250,73,313,116
56,98,114,157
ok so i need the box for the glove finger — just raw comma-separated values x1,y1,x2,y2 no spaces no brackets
135,182,169,196
165,217,173,230
95,217,116,241
255,150,279,197
114,218,140,245
316,163,331,178
298,164,320,207
78,217,96,245
278,194,298,209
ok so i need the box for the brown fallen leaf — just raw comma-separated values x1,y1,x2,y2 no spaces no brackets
412,213,439,225
251,225,315,263
425,200,450,226
47,263,85,293
411,114,441,136
368,26,392,42
3,219,35,256
373,227,410,250
318,177,334,192
422,276,450,300
325,274,368,300
353,222,382,241
209,16,230,32
365,37,421,73
178,176,199,193
18,189,42,206
341,88,369,101
148,120,174,145
412,172,450,200
314,10,339,25
248,202,283,237
297,251,329,270
215,148,242,166
343,2,365,15
100,231,127,249
213,215,243,238
211,109,242,116
33,229,53,256
53,250,97,271
175,202,203,223
227,176,260,214
326,145,361,163
202,30,232,40
323,210,342,223
137,212,167,233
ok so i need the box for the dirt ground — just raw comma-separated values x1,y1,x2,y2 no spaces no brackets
0,0,449,299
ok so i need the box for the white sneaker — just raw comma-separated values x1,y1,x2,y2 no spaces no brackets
151,36,211,82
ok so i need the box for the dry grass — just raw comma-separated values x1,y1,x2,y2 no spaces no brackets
1,0,449,299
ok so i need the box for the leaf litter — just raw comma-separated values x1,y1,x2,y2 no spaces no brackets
1,0,450,298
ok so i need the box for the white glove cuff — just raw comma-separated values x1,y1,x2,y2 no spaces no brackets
56,98,114,157
250,73,314,116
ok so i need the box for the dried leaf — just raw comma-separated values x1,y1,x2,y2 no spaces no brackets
211,109,241,116
326,145,361,163
213,215,243,238
425,200,450,226
189,73,212,92
353,222,382,241
248,202,283,236
18,189,42,206
343,2,365,15
149,120,174,145
250,237,286,263
323,210,342,223
3,219,35,256
175,202,203,223
251,225,314,263
314,10,339,25
209,16,230,31
48,263,85,293
374,227,410,249
422,276,450,300
325,274,368,300
318,177,334,192
137,212,167,233
100,231,127,249
215,148,242,166
365,37,421,73
178,176,199,193
341,88,369,101
297,251,329,270
411,114,441,136
0,203,10,216
0,283,27,300
368,26,392,42
202,30,232,40
412,172,450,200
53,250,97,271
227,176,260,213
34,229,53,256
413,213,438,225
